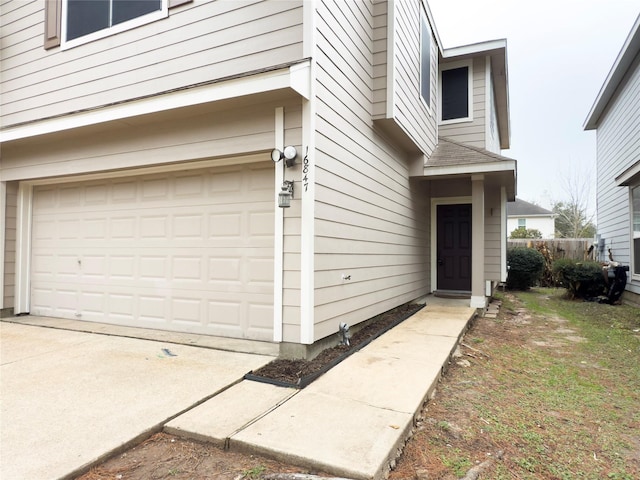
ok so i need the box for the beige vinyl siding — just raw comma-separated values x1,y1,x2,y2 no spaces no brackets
484,186,502,280
313,0,429,343
0,0,303,127
595,52,640,296
370,0,437,155
371,0,388,118
389,0,437,154
439,57,487,149
1,99,293,181
3,182,17,309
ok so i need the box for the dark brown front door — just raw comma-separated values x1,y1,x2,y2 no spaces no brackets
437,204,472,291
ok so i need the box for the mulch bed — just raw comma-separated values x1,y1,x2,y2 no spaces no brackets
245,303,424,388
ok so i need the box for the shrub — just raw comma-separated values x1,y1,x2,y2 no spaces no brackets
552,259,606,299
506,247,545,290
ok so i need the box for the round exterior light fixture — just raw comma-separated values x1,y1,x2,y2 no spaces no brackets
270,146,298,167
283,145,297,161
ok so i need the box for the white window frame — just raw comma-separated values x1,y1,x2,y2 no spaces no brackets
518,218,526,229
439,59,474,125
631,183,640,279
61,0,168,50
419,8,433,114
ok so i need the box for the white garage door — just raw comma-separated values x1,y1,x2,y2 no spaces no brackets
30,163,275,341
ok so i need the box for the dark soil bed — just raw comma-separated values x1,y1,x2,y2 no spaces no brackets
246,303,423,388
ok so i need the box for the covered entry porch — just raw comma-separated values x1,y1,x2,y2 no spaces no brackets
420,137,517,308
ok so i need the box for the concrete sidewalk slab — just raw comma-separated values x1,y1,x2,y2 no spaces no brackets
304,349,442,414
165,381,297,447
231,390,414,480
0,322,274,480
167,302,476,480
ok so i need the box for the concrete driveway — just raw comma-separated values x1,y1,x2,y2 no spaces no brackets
0,321,275,480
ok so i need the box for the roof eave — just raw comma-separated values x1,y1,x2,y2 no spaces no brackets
584,14,640,130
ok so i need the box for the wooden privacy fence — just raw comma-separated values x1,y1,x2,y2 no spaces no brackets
508,238,595,261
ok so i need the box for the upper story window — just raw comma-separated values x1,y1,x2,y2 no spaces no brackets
66,0,162,41
45,0,191,50
420,10,431,108
440,60,473,123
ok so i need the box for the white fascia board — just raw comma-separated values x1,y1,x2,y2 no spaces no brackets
584,14,640,130
0,62,311,143
616,159,640,186
423,160,516,177
443,39,507,58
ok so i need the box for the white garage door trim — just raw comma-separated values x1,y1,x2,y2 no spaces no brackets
15,156,283,342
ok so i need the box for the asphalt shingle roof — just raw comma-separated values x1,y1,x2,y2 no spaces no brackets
507,198,554,216
427,136,516,167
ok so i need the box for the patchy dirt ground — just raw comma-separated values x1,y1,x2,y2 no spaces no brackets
389,290,640,480
76,291,640,480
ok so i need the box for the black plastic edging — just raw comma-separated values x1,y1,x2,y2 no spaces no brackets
243,304,425,389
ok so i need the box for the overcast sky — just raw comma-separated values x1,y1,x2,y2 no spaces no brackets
428,0,640,215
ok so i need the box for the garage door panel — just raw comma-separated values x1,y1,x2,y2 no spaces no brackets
31,163,275,341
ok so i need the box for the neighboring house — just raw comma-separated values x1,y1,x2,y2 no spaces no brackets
0,0,516,357
507,199,555,238
584,13,640,305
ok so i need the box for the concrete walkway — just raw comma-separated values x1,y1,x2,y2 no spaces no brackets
1,299,475,480
167,301,476,480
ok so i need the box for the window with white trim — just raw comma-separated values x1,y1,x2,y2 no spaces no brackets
66,0,162,41
439,60,473,123
44,0,191,50
63,0,167,47
632,184,640,275
420,9,431,108
518,218,526,229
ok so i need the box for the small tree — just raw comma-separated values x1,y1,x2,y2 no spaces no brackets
553,167,596,238
553,201,596,238
510,227,543,239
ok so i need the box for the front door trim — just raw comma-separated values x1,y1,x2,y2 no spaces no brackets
430,196,471,293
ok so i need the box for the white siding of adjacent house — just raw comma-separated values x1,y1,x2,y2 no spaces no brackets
439,57,487,149
507,216,555,239
312,0,429,342
595,52,640,295
0,0,304,127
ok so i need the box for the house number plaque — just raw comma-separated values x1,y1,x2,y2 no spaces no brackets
302,147,310,192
